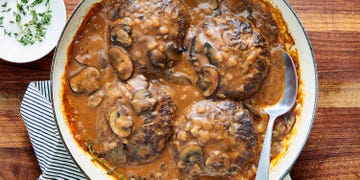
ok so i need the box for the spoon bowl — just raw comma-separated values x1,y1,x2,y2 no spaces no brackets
255,49,298,180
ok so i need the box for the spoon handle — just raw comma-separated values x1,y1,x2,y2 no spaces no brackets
255,114,277,180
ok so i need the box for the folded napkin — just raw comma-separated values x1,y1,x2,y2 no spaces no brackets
20,81,86,180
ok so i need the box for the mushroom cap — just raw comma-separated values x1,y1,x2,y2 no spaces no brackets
110,22,133,48
108,46,134,81
69,67,101,94
196,65,219,97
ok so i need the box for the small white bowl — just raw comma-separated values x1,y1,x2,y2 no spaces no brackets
0,0,66,63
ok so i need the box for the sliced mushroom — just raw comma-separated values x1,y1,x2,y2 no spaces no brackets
179,144,204,176
179,144,203,166
273,112,296,138
109,46,134,81
189,36,198,63
147,49,167,68
108,108,134,138
110,22,132,48
69,67,101,94
88,90,104,107
196,65,219,97
164,71,193,86
204,42,217,66
189,37,215,67
205,151,231,172
166,42,183,63
74,54,93,66
243,103,267,119
131,89,157,114
190,37,216,88
188,164,203,177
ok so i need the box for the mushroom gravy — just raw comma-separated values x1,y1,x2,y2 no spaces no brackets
63,0,301,179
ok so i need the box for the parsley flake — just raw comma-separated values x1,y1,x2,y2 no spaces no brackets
1,2,7,7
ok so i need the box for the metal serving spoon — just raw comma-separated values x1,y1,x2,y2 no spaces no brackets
255,49,298,180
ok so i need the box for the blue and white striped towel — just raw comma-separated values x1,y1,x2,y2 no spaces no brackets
20,81,87,180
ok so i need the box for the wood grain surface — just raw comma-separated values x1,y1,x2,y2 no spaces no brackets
0,0,359,179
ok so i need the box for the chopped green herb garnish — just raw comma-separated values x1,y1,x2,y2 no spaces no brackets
1,8,11,13
31,0,43,7
17,3,26,15
15,13,21,23
107,167,117,175
39,9,51,25
30,9,38,21
0,0,53,45
1,2,7,7
87,144,127,180
4,29,12,37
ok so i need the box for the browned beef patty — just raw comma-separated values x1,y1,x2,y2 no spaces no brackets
109,0,189,76
172,100,258,177
189,14,270,99
93,75,176,165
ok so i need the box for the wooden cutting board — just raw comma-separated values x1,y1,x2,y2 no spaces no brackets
0,0,359,179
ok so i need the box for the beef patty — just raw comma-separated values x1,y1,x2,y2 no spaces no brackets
93,75,176,165
108,0,189,76
171,100,258,177
189,14,270,99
